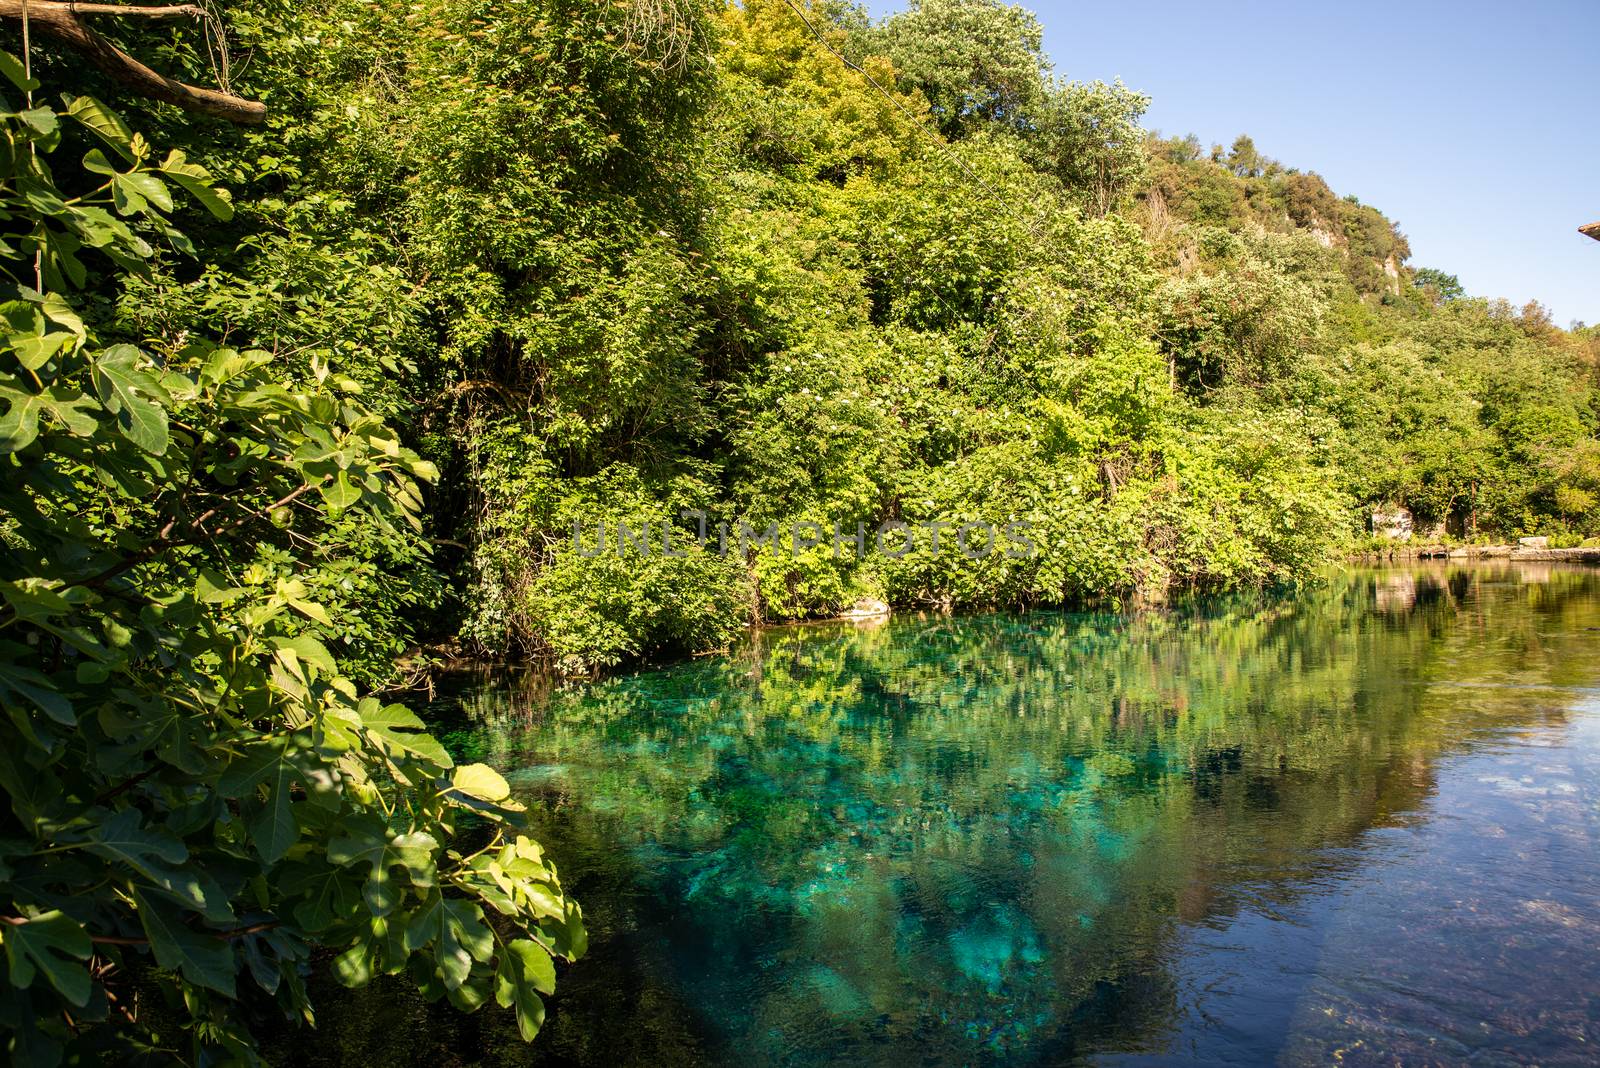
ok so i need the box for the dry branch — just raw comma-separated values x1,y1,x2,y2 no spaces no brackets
41,3,203,15
0,0,265,123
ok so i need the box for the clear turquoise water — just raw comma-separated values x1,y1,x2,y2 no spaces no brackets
285,564,1600,1066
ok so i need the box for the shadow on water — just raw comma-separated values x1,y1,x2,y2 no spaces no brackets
266,563,1600,1067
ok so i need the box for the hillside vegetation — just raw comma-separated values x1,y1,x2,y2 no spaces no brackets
11,0,1600,678
432,0,1598,670
2,0,1598,1058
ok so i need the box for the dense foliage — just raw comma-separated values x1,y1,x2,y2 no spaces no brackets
168,0,1348,674
14,0,1598,672
0,54,579,1066
321,0,1586,673
0,0,1595,1055
1141,133,1599,539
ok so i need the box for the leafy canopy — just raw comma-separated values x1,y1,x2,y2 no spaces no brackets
0,56,581,1064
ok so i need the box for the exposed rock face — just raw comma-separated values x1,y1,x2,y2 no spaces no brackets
840,597,890,620
1372,507,1414,542
1518,536,1550,549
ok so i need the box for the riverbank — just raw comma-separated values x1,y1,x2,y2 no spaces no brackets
412,554,1600,683
1355,544,1600,563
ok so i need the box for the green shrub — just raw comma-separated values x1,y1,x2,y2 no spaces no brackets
0,87,579,1061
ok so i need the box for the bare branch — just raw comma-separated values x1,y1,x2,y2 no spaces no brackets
0,0,265,123
53,3,205,16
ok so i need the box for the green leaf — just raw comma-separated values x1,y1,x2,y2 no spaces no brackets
449,764,510,802
332,938,373,988
133,888,235,996
218,739,301,864
91,345,169,455
109,174,148,216
85,807,186,875
327,819,437,915
359,701,452,769
159,150,234,220
0,49,39,93
403,894,493,990
19,108,58,138
75,661,110,685
281,860,364,933
494,940,555,1041
0,580,72,623
275,579,331,626
268,634,336,677
251,785,298,866
320,470,362,511
195,569,245,605
507,938,556,996
445,969,493,1012
82,148,117,176
0,296,78,371
66,96,135,164
0,744,59,831
119,171,173,212
99,699,201,774
3,911,92,1007
0,382,100,453
38,293,86,341
80,807,230,921
0,658,74,724
11,330,74,372
0,301,41,334
20,177,68,217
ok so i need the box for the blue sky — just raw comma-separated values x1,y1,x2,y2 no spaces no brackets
866,0,1600,326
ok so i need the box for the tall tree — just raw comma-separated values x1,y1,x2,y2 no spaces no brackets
869,0,1047,138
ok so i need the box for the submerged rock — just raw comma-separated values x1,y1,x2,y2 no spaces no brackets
948,903,1045,993
804,964,870,1019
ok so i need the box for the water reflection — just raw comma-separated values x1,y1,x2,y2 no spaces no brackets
277,564,1600,1066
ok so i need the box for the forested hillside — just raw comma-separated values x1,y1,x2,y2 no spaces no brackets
9,0,1600,678
1142,131,1600,535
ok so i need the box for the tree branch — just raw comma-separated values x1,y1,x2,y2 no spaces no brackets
0,0,266,124
50,3,205,16
70,478,325,593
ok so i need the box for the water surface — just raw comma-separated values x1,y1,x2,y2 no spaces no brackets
287,564,1600,1066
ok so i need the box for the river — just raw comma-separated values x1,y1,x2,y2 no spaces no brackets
277,563,1600,1067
